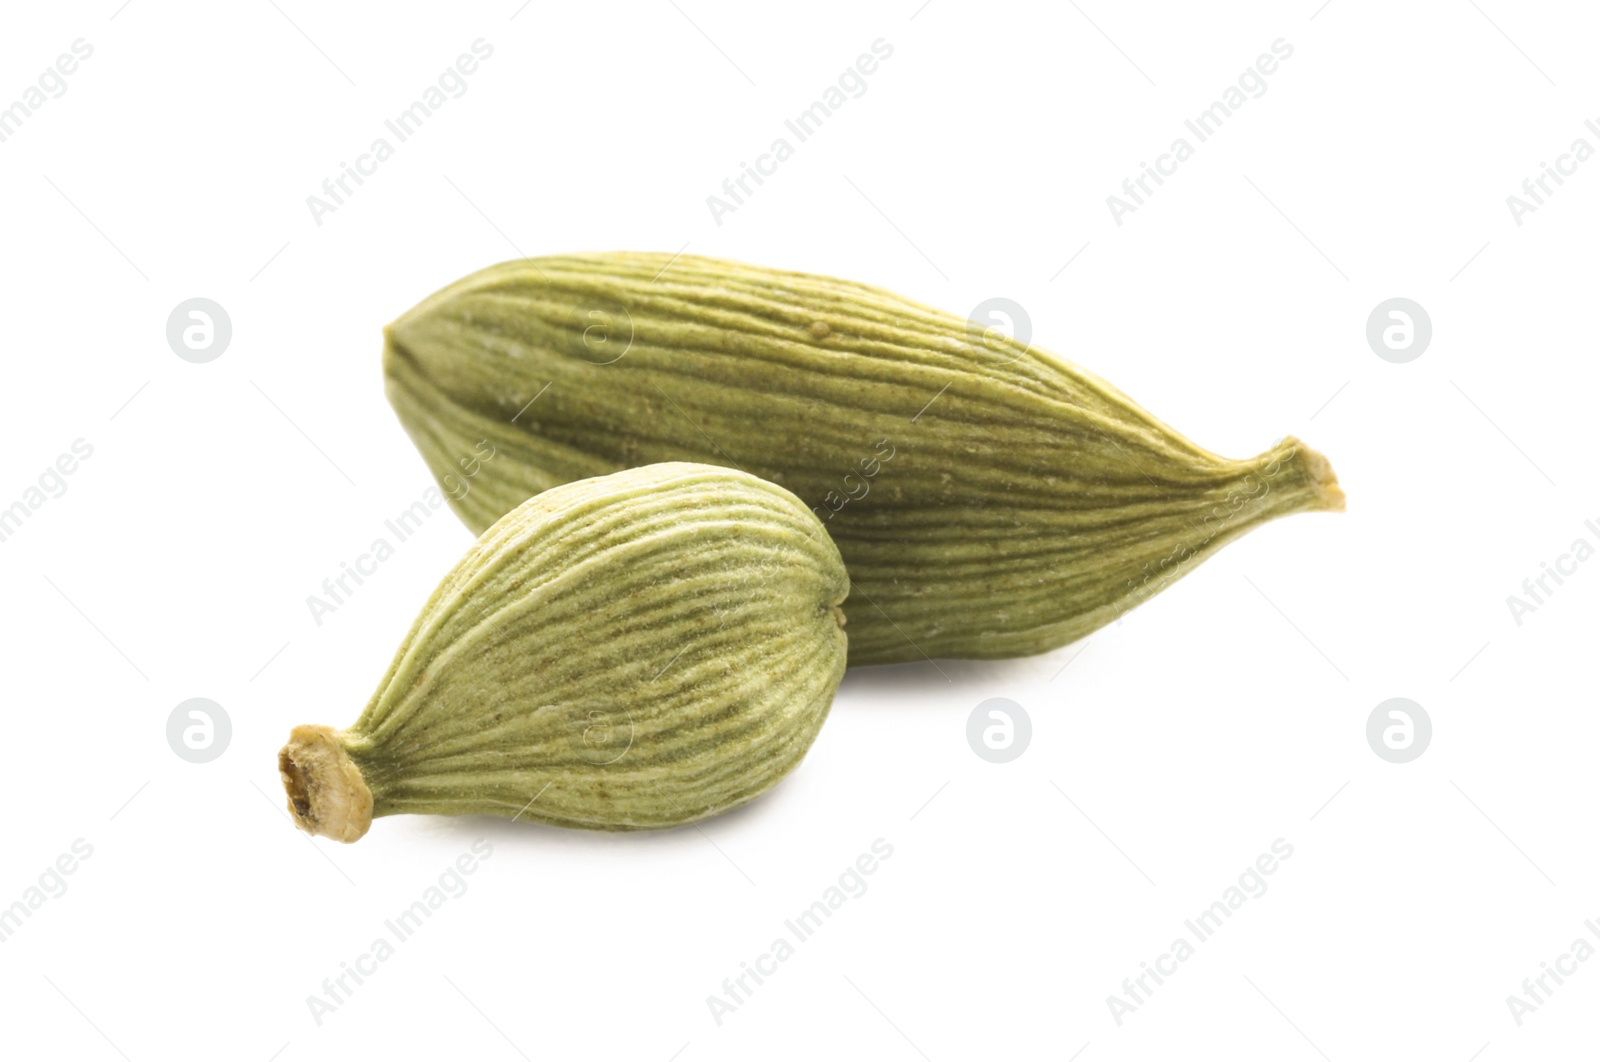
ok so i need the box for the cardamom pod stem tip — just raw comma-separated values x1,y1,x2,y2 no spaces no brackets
278,724,373,843
1282,436,1346,513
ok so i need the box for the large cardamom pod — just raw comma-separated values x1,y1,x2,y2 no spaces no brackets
278,462,848,843
384,253,1343,665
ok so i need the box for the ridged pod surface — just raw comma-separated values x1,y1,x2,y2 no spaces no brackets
277,462,848,843
384,252,1344,665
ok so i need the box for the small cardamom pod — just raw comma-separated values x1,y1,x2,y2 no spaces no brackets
278,462,848,843
384,252,1344,665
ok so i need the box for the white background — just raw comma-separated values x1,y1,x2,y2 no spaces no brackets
1,1,1596,1059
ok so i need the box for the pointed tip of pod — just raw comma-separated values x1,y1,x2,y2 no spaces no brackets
278,725,373,844
1281,436,1346,513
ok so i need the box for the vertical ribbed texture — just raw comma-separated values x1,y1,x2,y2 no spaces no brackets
341,462,848,831
384,252,1344,664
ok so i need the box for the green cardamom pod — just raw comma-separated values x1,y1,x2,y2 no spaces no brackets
278,462,848,843
384,253,1344,665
